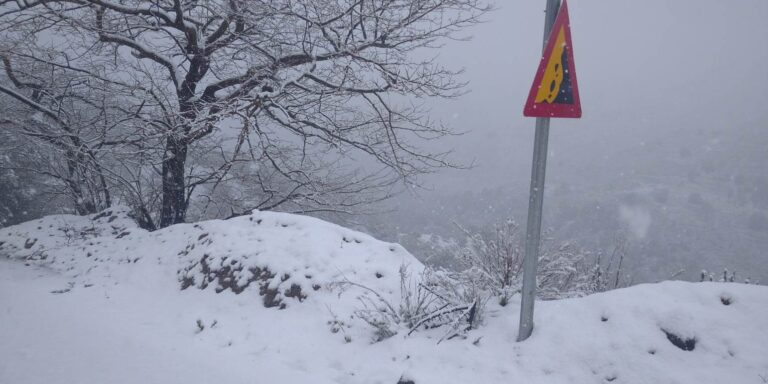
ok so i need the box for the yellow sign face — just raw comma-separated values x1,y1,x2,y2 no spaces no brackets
523,0,580,118
534,26,567,104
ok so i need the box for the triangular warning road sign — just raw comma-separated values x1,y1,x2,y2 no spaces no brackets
523,0,581,118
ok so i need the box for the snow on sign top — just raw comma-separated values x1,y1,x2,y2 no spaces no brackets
523,0,582,118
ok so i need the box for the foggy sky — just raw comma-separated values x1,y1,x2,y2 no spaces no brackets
424,0,768,190
381,0,768,282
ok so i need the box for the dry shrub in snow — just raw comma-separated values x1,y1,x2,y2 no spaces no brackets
586,235,632,293
700,268,761,285
453,220,590,304
339,265,484,343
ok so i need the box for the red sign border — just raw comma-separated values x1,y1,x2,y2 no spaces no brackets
523,0,581,118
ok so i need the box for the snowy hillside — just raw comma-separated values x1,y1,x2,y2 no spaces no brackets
1,210,767,384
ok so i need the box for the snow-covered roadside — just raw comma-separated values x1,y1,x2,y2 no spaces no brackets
0,259,255,384
1,210,767,384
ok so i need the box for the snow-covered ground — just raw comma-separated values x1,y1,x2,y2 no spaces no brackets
1,209,767,384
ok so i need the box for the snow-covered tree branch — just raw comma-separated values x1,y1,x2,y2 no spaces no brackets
0,0,490,227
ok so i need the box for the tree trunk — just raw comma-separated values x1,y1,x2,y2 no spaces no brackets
160,136,188,228
65,151,97,215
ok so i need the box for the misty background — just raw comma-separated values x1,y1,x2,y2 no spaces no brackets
1,0,765,285
354,0,768,283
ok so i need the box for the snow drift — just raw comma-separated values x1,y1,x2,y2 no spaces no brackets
0,207,414,308
1,209,766,384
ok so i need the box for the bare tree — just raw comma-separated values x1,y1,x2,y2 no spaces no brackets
0,128,48,226
0,0,490,227
0,60,117,215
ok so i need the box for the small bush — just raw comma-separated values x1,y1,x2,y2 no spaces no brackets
453,221,594,303
339,265,485,343
585,234,632,293
700,268,760,285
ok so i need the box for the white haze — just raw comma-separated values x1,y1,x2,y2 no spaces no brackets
363,0,768,283
619,205,652,240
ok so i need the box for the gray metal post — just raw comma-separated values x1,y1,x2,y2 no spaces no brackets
517,0,561,342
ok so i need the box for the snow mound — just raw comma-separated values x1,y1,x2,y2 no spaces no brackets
0,206,138,263
499,281,768,384
174,211,416,308
1,211,767,384
0,208,416,307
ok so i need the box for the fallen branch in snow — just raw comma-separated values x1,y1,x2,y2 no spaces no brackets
407,303,471,336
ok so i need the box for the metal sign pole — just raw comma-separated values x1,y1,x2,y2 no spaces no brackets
517,0,561,342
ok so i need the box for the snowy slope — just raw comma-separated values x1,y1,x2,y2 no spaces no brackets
1,210,767,384
0,207,413,304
